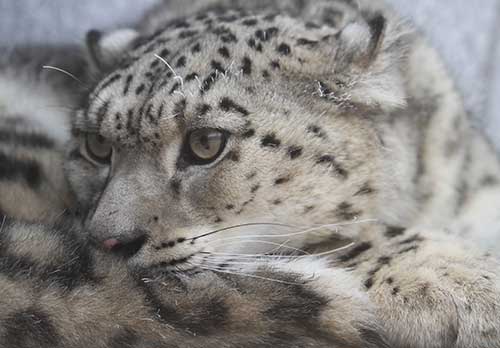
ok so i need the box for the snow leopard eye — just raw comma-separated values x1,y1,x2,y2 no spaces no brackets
184,129,228,165
83,133,113,165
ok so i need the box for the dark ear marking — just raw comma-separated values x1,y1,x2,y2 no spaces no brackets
365,13,386,62
334,12,387,69
86,30,105,72
85,28,138,74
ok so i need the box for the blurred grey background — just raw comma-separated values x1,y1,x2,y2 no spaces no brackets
0,0,499,147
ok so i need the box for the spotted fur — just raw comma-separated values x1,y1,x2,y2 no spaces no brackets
2,0,500,347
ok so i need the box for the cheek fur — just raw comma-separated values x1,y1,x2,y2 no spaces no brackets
65,157,109,212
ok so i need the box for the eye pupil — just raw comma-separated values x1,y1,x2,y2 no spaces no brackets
186,129,227,165
84,134,113,165
199,135,210,150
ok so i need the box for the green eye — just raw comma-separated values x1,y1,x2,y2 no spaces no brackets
185,129,228,165
84,134,113,165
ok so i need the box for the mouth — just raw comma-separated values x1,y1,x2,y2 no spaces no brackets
147,253,200,273
111,235,148,258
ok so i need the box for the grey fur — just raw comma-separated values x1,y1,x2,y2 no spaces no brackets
1,1,500,347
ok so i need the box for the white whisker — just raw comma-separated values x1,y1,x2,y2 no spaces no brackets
189,263,303,285
205,219,377,243
209,239,309,255
268,238,294,254
154,54,184,90
43,104,76,111
191,256,266,267
194,75,203,90
189,222,294,242
42,65,85,85
204,242,355,259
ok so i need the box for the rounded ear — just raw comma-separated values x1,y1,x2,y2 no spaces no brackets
331,13,408,110
334,13,386,70
85,28,139,74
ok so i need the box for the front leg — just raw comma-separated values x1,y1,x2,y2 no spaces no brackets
142,258,392,348
335,225,500,348
0,221,390,348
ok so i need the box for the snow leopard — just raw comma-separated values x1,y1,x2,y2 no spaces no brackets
0,43,387,348
1,0,500,347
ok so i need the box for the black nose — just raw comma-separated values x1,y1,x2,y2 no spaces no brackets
102,232,147,259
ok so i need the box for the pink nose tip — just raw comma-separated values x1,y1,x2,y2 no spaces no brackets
103,238,121,250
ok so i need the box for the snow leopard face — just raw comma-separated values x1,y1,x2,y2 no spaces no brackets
65,8,409,270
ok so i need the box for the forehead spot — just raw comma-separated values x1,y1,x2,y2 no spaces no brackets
211,60,225,72
185,72,199,81
195,103,212,116
247,38,263,52
175,56,187,68
219,97,249,116
95,100,110,126
288,146,303,160
123,75,134,95
307,125,327,139
297,38,319,47
316,155,348,179
191,43,202,53
213,26,238,43
218,46,231,59
150,60,160,69
261,133,281,148
200,71,218,94
94,73,121,96
218,14,239,23
277,43,291,56
305,22,321,29
241,56,252,75
274,176,291,185
169,82,181,95
251,184,260,193
135,84,145,95
255,27,279,41
242,129,255,138
178,30,198,39
242,18,258,26
159,48,170,57
173,20,190,29
270,60,281,70
263,13,277,22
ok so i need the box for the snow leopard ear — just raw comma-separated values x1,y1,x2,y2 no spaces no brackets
335,13,386,68
331,13,407,110
85,29,139,74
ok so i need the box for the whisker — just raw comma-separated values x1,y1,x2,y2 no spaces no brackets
209,239,309,255
191,256,266,267
188,222,294,242
204,219,377,243
42,65,86,86
154,54,184,90
44,104,77,112
203,242,355,259
268,238,295,254
189,262,303,285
